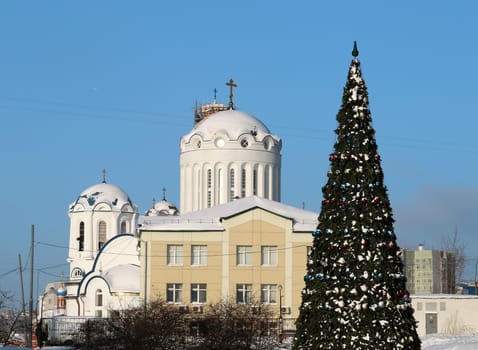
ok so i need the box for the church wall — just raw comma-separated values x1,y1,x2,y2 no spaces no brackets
180,143,281,214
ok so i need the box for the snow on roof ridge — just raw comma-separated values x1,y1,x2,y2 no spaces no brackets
139,196,318,231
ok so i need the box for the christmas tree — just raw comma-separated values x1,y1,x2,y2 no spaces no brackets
293,43,421,350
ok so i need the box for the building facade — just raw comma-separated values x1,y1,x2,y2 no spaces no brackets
138,196,317,323
403,244,456,294
411,295,478,337
41,92,314,332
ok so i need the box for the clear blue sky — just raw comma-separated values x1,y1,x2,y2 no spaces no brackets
1,1,478,303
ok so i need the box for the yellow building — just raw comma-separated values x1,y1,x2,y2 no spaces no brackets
138,196,317,326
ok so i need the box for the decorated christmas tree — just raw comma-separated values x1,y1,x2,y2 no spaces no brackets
293,43,421,350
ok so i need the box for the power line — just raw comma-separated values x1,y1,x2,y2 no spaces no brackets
35,240,310,259
0,268,18,279
1,95,477,155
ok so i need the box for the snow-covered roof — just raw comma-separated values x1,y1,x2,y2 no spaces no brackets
139,196,318,232
411,294,478,300
69,182,136,212
78,234,141,296
182,109,279,142
103,264,140,293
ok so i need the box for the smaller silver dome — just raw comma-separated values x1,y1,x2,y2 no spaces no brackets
145,198,179,216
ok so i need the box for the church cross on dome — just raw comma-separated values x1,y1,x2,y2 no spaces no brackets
226,79,237,110
102,169,107,183
162,187,167,201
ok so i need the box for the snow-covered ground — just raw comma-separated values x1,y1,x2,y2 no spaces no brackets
275,336,478,350
421,336,478,349
3,337,478,349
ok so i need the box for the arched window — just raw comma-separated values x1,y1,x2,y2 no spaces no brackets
229,168,235,201
120,221,127,233
95,289,103,306
218,168,224,204
78,222,85,252
253,168,257,196
98,221,107,250
196,168,201,210
207,169,212,208
241,168,246,198
71,267,83,279
95,289,103,317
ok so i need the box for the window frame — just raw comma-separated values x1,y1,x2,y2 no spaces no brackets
166,283,183,304
167,245,184,266
98,221,107,250
261,245,278,266
79,222,85,252
191,283,207,304
236,245,252,266
191,245,208,266
236,283,252,304
260,284,278,304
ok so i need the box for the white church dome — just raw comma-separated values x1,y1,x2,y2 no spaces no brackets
183,109,273,142
70,182,135,212
102,264,140,293
179,107,282,213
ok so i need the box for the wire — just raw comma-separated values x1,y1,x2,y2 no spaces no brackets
1,95,476,154
0,268,19,279
36,262,69,271
35,240,310,259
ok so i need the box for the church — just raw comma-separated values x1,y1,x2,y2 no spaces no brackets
39,81,318,328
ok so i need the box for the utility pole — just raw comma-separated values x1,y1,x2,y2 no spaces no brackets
27,224,34,348
18,254,27,344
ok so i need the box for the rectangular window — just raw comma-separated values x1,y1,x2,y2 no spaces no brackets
167,245,184,266
440,302,446,311
166,283,183,304
261,284,278,304
191,283,207,304
236,284,252,304
261,246,278,266
237,246,252,265
191,245,207,266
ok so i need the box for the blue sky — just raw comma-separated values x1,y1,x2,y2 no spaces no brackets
1,1,478,302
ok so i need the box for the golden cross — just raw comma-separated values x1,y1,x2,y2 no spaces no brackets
226,79,237,109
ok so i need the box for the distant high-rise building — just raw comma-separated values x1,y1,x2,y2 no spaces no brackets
403,244,456,294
